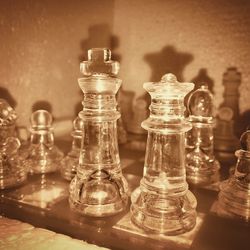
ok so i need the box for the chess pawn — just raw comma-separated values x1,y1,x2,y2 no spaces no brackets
131,73,197,235
0,99,27,189
61,117,83,181
218,129,250,220
25,110,63,174
69,48,128,217
186,85,220,185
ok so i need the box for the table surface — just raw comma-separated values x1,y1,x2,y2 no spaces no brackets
1,138,249,250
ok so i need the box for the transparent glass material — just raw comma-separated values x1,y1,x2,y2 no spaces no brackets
130,73,197,235
25,110,63,174
61,117,83,181
186,85,220,185
69,48,128,217
218,130,250,221
0,99,27,189
0,98,17,126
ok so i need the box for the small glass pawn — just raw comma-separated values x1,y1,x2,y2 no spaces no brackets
25,110,63,174
218,129,250,220
61,117,83,181
186,85,220,185
0,99,27,189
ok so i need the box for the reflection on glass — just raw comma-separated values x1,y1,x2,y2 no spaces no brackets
131,73,197,235
69,48,128,217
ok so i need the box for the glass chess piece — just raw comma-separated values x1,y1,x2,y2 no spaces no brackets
0,99,27,189
60,117,83,181
25,110,63,174
218,129,250,220
185,85,220,185
130,73,197,235
69,48,129,217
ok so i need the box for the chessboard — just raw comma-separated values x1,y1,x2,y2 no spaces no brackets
0,144,249,250
0,216,108,250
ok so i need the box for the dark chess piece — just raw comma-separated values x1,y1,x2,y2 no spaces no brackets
214,68,241,163
218,128,250,221
214,107,240,161
220,67,241,120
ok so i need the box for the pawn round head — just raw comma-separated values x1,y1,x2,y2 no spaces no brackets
30,110,52,129
240,129,250,151
73,116,84,131
188,85,214,118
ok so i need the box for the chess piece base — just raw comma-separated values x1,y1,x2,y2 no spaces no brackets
130,187,197,235
218,178,250,221
186,159,220,186
27,146,63,174
69,169,128,217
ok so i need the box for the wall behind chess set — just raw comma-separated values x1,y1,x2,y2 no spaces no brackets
0,0,115,127
0,0,249,131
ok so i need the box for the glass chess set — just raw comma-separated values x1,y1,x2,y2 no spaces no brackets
0,48,249,249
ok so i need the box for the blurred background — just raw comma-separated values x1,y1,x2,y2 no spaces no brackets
0,0,249,133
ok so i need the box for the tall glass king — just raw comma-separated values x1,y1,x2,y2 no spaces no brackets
69,48,128,217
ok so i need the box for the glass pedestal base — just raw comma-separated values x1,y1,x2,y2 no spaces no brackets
27,147,63,174
186,160,220,186
69,170,128,217
218,178,250,221
130,187,197,235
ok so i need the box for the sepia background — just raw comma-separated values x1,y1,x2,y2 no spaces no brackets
0,0,249,130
